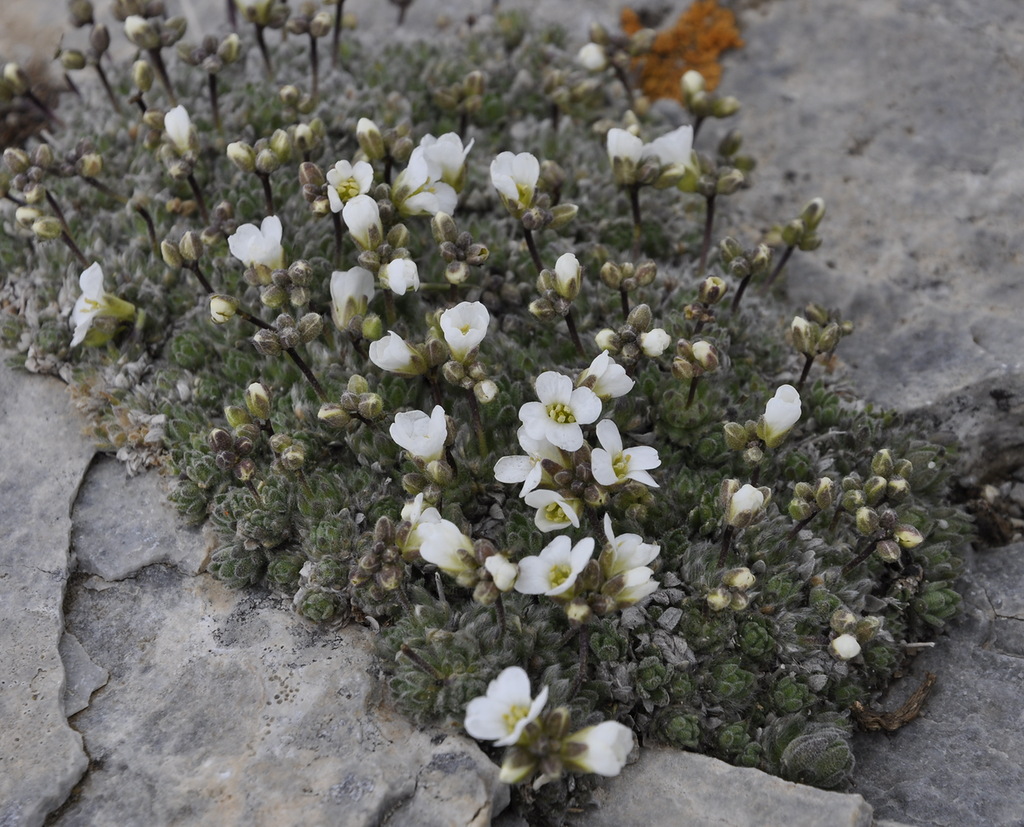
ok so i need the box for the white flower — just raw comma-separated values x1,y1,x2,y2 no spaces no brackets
369,331,427,376
209,294,237,324
524,489,582,533
552,252,581,300
760,384,802,448
389,405,447,463
640,328,672,357
484,554,518,592
591,419,660,488
399,493,442,554
326,159,374,213
419,133,474,192
164,105,194,155
418,518,474,577
563,722,634,776
494,428,563,496
607,127,644,164
577,43,608,72
577,351,634,400
490,151,540,216
608,125,697,188
329,267,375,330
69,263,135,347
228,215,285,270
464,666,548,747
519,371,602,452
379,258,420,295
608,566,659,606
515,535,594,596
392,147,457,216
643,124,695,168
440,301,489,362
342,194,383,251
601,514,660,578
830,633,862,660
727,483,766,527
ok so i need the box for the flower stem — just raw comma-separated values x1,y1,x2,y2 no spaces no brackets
569,625,590,698
331,0,345,68
257,172,275,216
93,62,122,114
400,644,444,681
494,593,506,637
762,244,795,292
842,538,876,575
82,176,127,205
61,231,89,267
187,173,210,224
208,74,221,133
383,289,397,327
629,183,642,261
146,48,176,105
467,387,488,455
717,524,734,567
332,211,344,266
309,35,320,98
796,353,815,392
619,286,630,319
730,272,754,312
610,58,633,105
254,24,273,76
523,226,543,274
564,309,585,358
685,375,701,409
286,347,329,402
698,193,716,277
186,261,215,295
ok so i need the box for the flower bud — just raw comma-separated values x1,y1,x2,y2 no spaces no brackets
894,525,924,549
255,148,280,175
124,16,160,51
298,312,324,343
227,141,256,173
356,117,386,160
716,168,745,195
161,239,183,268
698,275,728,305
132,59,153,92
31,217,63,240
179,230,203,262
474,379,498,405
830,608,857,634
830,633,861,660
712,96,741,119
251,328,282,356
318,403,351,428
722,567,755,590
791,316,816,355
548,203,579,230
707,587,731,611
245,382,272,420
855,507,880,536
801,197,826,230
874,539,901,563
90,24,111,55
218,32,242,63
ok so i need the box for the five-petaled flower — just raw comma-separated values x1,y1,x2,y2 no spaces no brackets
494,428,564,496
369,331,427,376
418,133,474,192
577,351,634,400
228,215,285,271
519,371,601,452
417,518,475,578
490,151,540,217
379,258,420,296
515,535,594,596
464,666,549,747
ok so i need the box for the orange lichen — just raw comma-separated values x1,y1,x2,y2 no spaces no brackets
622,0,744,100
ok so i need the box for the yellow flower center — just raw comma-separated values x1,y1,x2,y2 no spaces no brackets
549,563,572,588
546,402,576,424
502,703,530,733
516,182,534,206
612,453,629,478
334,176,362,201
544,503,569,523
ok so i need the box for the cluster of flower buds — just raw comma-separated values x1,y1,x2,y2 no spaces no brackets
465,666,634,785
530,252,584,320
176,32,243,76
227,127,293,181
350,515,408,608
251,311,323,356
208,425,257,483
828,608,881,660
432,70,486,122
680,69,740,125
317,375,384,431
671,338,721,382
595,303,672,366
774,197,827,253
684,275,729,331
600,259,657,301
258,259,314,309
437,301,497,404
724,384,803,464
788,477,838,524
234,0,289,29
707,566,757,611
431,212,489,285
718,236,772,309
791,305,854,366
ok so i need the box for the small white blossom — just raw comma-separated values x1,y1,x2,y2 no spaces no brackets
553,252,582,300
389,405,447,462
369,331,427,376
464,666,548,747
164,105,194,155
640,328,672,357
490,151,540,216
494,429,564,496
484,554,518,592
418,132,474,192
399,493,442,554
326,159,374,213
515,535,594,596
379,258,420,295
440,301,489,362
342,194,383,251
577,42,608,72
830,633,862,660
392,147,457,216
418,518,474,577
601,514,660,577
643,124,695,169
519,371,602,452
329,267,375,330
591,419,660,488
563,722,634,776
70,263,135,347
609,566,659,606
727,483,766,527
523,489,582,533
577,351,634,400
761,384,802,448
228,215,285,270
209,295,237,325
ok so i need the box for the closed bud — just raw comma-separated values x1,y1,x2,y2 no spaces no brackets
855,506,880,535
179,230,203,262
474,379,498,405
886,478,910,501
548,203,579,230
269,129,292,162
789,499,814,522
255,148,280,175
894,525,924,549
626,302,652,331
713,96,741,119
723,567,755,590
76,153,103,178
855,616,882,642
817,321,841,353
707,587,731,611
361,314,382,341
226,141,256,173
218,32,242,63
357,394,384,421
430,211,458,244
874,539,901,563
310,11,333,37
318,403,351,428
801,197,826,230
718,236,742,263
750,244,773,272
681,69,705,99
60,49,88,71
4,148,30,174
698,275,727,304
279,84,300,107
830,608,857,634
90,23,111,55
298,312,323,343
723,422,748,451
870,449,894,478
132,59,153,92
781,218,805,247
815,478,836,510
124,16,160,50
425,459,454,487
356,117,385,160
31,216,63,240
595,328,618,352
634,260,657,287
245,382,272,419
224,405,251,429
716,168,745,195
15,206,41,227
790,316,816,355
600,261,623,290
69,1,94,27
863,475,888,506
279,444,305,471
160,239,183,268
691,340,718,371
251,328,282,356
208,427,234,453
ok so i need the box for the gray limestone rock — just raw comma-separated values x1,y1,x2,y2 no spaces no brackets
57,566,507,826
0,362,94,827
58,633,108,718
